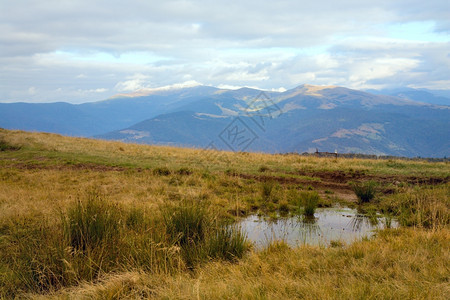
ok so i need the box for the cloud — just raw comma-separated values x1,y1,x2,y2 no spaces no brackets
115,77,201,93
91,88,108,93
115,74,152,92
0,0,449,103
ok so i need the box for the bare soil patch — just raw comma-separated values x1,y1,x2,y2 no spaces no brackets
237,170,448,203
11,162,128,172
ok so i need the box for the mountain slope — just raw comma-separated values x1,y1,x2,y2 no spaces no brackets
97,85,450,157
0,86,220,136
368,88,450,106
1,84,448,157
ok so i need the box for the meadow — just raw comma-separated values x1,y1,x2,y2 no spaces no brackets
0,128,448,299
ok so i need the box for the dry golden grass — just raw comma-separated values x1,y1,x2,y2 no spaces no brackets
39,229,449,300
1,128,448,177
0,129,449,299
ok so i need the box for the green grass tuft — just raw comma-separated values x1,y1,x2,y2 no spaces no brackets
161,201,250,267
0,139,20,151
351,181,377,204
261,181,276,206
259,165,270,172
176,167,193,175
207,226,248,261
162,200,209,267
126,207,146,230
63,191,121,251
153,167,171,176
380,185,449,229
162,200,208,247
300,191,320,216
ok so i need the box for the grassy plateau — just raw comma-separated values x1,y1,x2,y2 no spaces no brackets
0,129,448,299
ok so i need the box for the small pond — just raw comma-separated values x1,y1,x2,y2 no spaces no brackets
238,207,397,248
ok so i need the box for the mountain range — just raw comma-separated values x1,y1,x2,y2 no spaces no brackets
1,85,449,158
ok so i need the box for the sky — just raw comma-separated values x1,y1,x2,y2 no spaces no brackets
0,0,449,104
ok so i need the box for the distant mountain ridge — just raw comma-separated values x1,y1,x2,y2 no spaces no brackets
1,84,449,157
0,86,220,136
367,87,450,106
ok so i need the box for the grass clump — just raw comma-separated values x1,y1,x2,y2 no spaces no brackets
207,226,248,261
259,165,270,172
330,240,345,248
262,181,274,199
176,167,193,175
351,180,377,204
1,196,187,296
63,191,121,251
0,192,126,295
0,139,20,151
162,200,249,267
153,167,171,176
162,200,208,247
261,181,278,207
278,200,290,215
381,185,449,229
125,207,146,230
162,200,209,268
225,168,238,176
0,218,68,294
300,191,320,216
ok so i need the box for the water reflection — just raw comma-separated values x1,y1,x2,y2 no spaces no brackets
238,207,397,248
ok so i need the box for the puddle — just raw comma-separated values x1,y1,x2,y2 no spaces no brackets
238,207,397,248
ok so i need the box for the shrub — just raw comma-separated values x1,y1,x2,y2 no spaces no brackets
351,181,377,204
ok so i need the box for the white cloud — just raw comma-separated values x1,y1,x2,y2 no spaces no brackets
0,0,449,103
217,84,243,90
271,87,287,92
156,80,202,90
115,74,152,92
92,88,108,93
28,87,37,95
137,80,203,92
